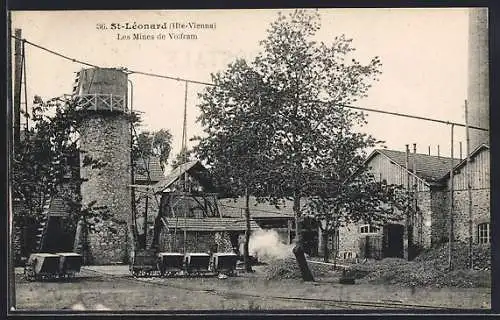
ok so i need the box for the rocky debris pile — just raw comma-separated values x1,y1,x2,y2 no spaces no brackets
414,241,491,271
264,257,300,280
262,243,491,287
264,257,338,280
348,244,491,288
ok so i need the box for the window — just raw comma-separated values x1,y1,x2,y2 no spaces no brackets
360,224,379,234
478,223,490,244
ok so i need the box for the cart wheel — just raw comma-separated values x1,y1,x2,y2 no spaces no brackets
24,267,35,281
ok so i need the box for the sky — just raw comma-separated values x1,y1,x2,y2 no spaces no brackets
11,8,474,162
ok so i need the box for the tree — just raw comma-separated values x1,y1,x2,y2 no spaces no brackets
11,95,113,259
196,9,383,281
194,59,277,272
305,168,411,263
132,129,172,171
170,147,196,169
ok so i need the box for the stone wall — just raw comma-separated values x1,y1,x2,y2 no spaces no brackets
337,224,361,259
430,189,450,244
452,189,490,243
411,191,433,249
430,188,490,245
79,113,132,264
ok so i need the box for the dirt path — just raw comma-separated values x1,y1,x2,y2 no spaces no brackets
14,269,328,311
14,266,491,311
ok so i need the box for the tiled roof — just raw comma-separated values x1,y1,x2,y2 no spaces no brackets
219,197,295,219
153,160,216,193
163,217,261,232
134,156,165,183
374,149,461,183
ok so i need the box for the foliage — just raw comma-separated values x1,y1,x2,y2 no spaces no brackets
305,169,410,233
195,9,388,279
170,147,196,169
251,9,383,202
132,129,172,171
199,9,385,208
11,95,113,253
194,58,276,196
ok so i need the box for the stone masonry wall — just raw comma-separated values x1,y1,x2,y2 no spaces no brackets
452,189,490,243
337,224,361,259
79,113,132,264
431,189,449,245
430,188,490,245
412,191,433,249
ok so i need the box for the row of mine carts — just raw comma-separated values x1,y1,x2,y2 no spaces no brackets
23,253,82,281
130,251,238,278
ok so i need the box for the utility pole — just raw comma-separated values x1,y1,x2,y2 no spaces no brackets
405,144,410,260
9,19,17,312
448,123,455,270
465,100,474,269
413,143,419,245
13,28,22,146
182,81,188,253
128,79,137,258
22,39,29,133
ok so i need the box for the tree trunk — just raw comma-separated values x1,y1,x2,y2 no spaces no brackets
322,230,329,263
243,187,253,272
332,226,338,267
292,194,314,282
151,214,162,250
143,196,148,249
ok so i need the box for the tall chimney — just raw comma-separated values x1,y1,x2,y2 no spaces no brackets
437,145,440,158
13,28,22,146
413,143,417,172
405,144,410,189
428,145,431,156
467,8,489,151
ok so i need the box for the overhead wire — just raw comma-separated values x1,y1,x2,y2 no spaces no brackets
9,33,489,133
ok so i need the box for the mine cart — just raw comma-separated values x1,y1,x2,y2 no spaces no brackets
130,249,159,277
157,252,185,277
24,253,61,281
184,253,211,276
57,253,82,278
212,253,237,276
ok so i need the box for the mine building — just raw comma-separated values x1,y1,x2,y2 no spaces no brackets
150,160,261,255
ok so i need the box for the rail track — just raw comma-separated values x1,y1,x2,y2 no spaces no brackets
81,267,457,311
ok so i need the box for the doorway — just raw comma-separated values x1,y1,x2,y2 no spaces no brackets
383,224,404,258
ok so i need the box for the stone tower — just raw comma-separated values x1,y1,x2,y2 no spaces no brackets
74,68,132,265
467,8,489,151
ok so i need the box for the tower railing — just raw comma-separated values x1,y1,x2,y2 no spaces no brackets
74,93,128,113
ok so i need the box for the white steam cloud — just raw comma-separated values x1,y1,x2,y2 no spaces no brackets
241,229,294,262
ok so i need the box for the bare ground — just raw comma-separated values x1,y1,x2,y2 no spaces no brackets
13,265,491,311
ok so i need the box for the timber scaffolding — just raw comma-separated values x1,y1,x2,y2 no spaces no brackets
128,148,226,253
